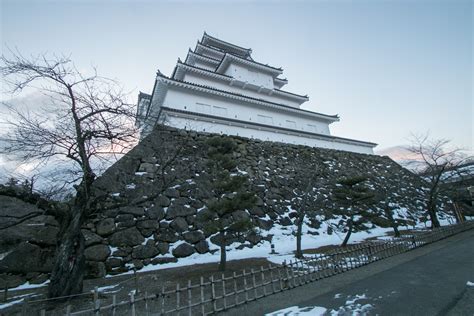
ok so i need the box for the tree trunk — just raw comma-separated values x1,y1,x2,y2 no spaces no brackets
427,201,440,228
47,206,85,298
295,214,304,259
453,203,465,223
385,207,400,237
392,222,400,238
341,217,353,247
219,232,226,271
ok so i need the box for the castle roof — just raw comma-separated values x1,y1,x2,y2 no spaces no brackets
201,32,252,59
155,72,337,122
172,61,308,102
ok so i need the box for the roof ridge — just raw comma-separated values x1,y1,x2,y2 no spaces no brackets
187,50,221,63
217,52,283,73
202,32,252,53
176,61,233,79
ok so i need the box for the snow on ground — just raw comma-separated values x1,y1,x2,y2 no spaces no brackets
0,298,26,311
107,209,459,278
106,213,423,278
7,280,49,291
467,281,474,287
266,293,374,315
0,293,42,310
265,305,327,315
97,284,120,293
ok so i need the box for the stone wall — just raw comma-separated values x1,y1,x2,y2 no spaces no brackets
1,126,442,285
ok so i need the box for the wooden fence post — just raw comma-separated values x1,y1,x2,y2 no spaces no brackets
200,276,205,315
233,272,238,305
176,282,180,313
134,268,139,294
222,273,226,309
187,280,192,316
251,268,258,299
112,294,117,316
94,286,100,316
243,271,249,302
130,291,136,316
160,285,165,315
144,291,149,316
211,275,217,312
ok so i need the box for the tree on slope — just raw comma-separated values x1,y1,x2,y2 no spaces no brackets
333,176,375,247
372,186,402,237
202,137,257,271
406,133,471,228
0,53,137,297
285,153,332,259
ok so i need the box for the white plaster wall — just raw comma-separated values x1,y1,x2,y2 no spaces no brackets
223,63,274,89
162,87,331,135
163,115,374,154
182,72,302,108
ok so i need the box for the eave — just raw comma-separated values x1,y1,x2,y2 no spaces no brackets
161,106,377,148
194,42,225,60
184,50,220,68
201,32,252,58
155,72,338,122
216,53,283,77
173,61,308,103
274,77,288,89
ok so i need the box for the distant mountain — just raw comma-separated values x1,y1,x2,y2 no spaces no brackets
375,145,424,171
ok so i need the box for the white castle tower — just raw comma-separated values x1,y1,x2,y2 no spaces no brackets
136,32,376,154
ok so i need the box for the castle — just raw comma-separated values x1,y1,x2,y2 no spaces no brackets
136,32,376,154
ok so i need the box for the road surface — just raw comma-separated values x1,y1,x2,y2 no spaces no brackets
224,228,474,315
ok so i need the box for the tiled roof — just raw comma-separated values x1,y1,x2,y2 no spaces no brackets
156,72,338,121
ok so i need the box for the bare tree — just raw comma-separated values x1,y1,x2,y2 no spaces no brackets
406,133,471,228
0,52,138,297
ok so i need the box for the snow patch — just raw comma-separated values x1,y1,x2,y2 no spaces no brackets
125,183,136,190
266,305,327,315
8,280,50,291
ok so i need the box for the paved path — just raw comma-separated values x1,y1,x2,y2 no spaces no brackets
224,229,474,316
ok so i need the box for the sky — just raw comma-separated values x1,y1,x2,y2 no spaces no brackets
1,0,472,154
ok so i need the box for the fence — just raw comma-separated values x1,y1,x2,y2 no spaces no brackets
10,221,474,315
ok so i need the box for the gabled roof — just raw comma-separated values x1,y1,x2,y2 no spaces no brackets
216,53,283,76
275,77,288,83
155,72,338,122
194,42,226,59
173,60,234,81
201,32,252,58
184,50,220,67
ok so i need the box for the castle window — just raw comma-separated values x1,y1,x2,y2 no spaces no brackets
257,115,273,125
285,120,296,128
212,106,227,116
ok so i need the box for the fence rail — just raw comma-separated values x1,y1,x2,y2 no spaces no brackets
10,221,474,315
